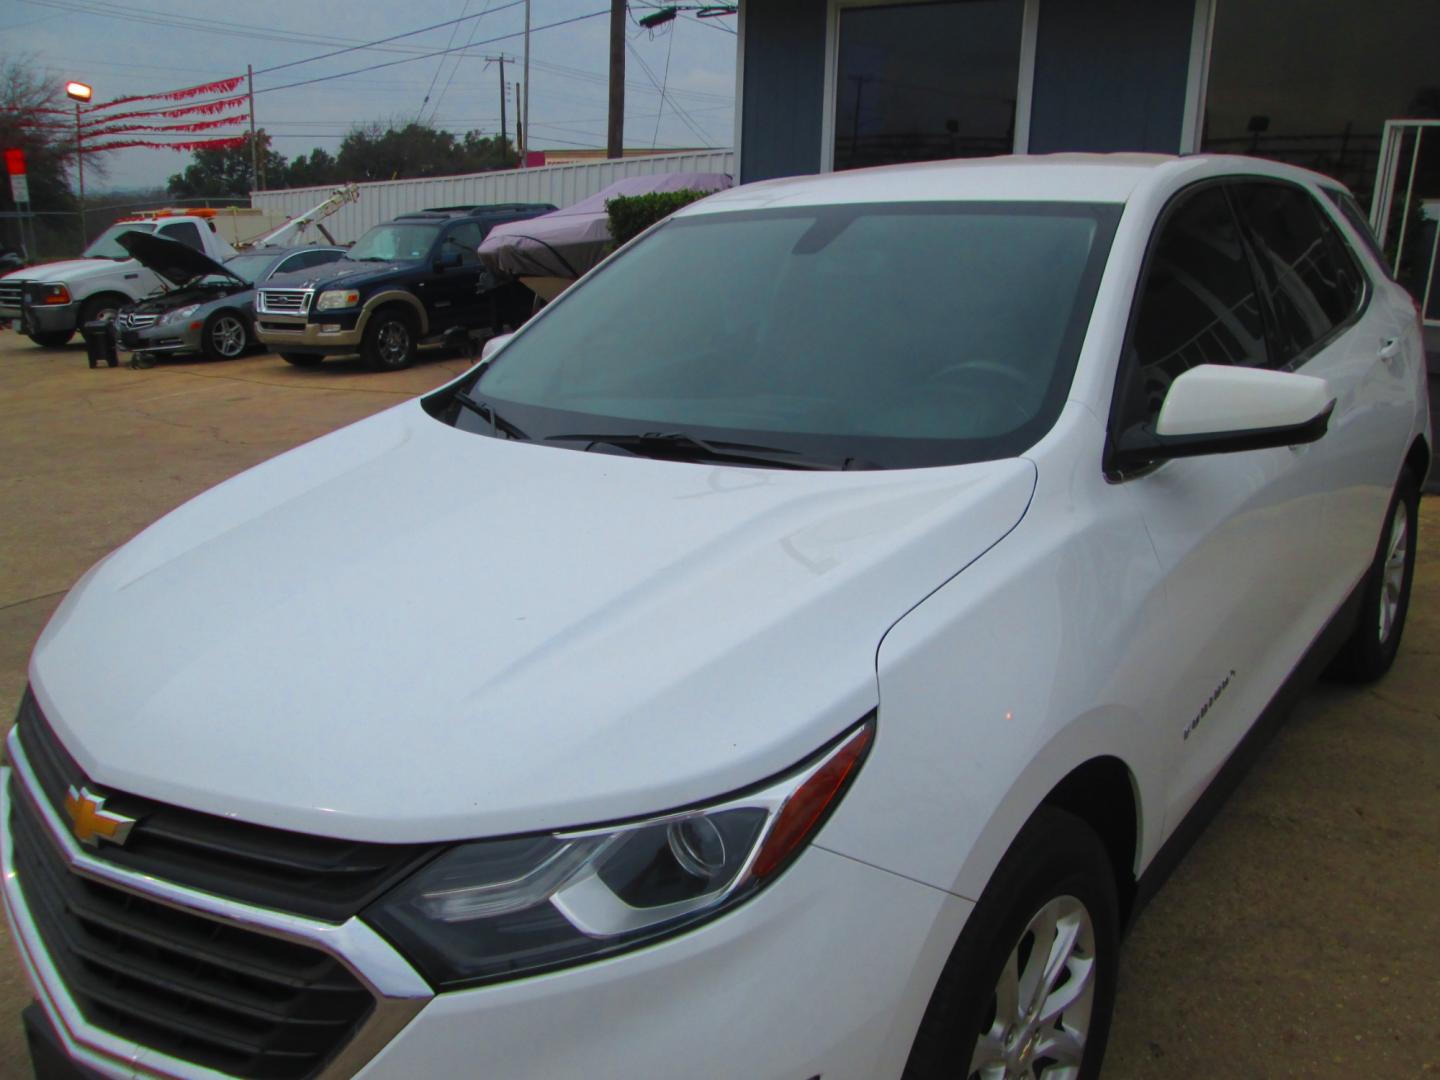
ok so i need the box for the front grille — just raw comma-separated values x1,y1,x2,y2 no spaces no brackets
11,783,376,1078
0,281,24,310
258,289,312,315
14,691,439,923
118,311,158,330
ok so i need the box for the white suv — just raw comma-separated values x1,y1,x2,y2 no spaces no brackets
3,155,1428,1079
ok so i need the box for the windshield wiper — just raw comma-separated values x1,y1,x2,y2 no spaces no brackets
544,431,840,470
453,390,529,441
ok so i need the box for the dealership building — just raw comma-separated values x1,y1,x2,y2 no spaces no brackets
733,0,1440,476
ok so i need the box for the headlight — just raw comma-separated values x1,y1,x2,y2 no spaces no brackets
160,305,200,325
316,289,360,311
364,718,874,990
35,284,71,305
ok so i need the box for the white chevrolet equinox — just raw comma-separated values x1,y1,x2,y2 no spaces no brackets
4,155,1430,1080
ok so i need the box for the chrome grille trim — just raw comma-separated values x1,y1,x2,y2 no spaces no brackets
1,729,432,1080
257,289,313,316
0,281,24,311
119,312,159,331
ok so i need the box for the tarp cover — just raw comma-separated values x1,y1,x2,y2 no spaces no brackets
478,171,731,280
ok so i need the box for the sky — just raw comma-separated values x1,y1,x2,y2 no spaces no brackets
2,0,738,192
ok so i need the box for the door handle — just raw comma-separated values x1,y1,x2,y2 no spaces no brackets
1377,337,1401,361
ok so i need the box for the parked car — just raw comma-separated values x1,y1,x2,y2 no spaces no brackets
111,235,345,362
0,212,236,347
5,155,1429,1080
254,204,555,370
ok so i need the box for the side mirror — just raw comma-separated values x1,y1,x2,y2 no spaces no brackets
1109,364,1334,473
432,250,464,272
481,332,514,362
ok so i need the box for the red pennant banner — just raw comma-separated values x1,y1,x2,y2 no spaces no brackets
82,96,249,129
83,114,248,139
90,76,245,111
81,135,248,154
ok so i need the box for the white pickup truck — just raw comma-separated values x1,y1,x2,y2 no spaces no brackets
0,213,236,347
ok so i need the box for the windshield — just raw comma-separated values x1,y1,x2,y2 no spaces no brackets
458,202,1119,469
84,223,156,259
218,254,274,284
346,223,440,263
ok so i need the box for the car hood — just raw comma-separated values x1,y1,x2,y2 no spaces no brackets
118,232,242,289
297,261,412,291
1,259,134,284
31,403,1036,843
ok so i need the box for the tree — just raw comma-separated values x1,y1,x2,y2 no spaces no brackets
167,130,287,198
0,53,114,254
334,121,516,182
286,147,338,188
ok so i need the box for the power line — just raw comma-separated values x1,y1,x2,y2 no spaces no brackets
254,11,610,96
426,2,497,125
418,0,475,120
254,0,525,76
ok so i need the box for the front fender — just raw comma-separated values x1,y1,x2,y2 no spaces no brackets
816,411,1173,900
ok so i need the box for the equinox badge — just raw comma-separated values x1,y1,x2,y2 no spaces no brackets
63,786,135,848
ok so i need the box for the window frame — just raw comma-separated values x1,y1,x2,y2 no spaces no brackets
1105,175,1374,477
818,0,1040,172
1227,177,1372,372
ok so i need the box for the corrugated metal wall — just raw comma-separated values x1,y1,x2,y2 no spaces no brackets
251,150,735,244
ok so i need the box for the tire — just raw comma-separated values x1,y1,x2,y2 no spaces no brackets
200,310,249,362
904,807,1119,1080
1326,470,1420,682
280,352,323,367
361,307,418,371
79,294,126,326
26,330,73,347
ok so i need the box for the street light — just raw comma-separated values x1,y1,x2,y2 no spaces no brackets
66,81,93,245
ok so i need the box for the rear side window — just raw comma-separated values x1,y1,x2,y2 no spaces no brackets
1121,185,1271,426
444,222,485,263
1230,182,1366,363
1322,186,1391,278
157,221,204,252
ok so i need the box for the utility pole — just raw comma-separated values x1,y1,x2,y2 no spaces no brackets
607,0,625,158
247,64,260,192
522,0,531,165
498,56,508,157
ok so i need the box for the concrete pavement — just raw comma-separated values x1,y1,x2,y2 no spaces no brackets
0,332,1436,1077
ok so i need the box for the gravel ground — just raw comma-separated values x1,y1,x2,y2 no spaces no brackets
0,331,1436,1078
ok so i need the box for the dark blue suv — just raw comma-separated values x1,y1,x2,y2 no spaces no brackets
254,204,554,370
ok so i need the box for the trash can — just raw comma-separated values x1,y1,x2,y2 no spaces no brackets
81,318,118,369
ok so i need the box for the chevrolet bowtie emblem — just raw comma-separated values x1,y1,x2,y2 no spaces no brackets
63,786,136,848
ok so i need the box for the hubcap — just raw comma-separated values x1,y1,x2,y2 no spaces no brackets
969,895,1096,1080
377,321,410,364
211,316,245,358
1378,502,1409,643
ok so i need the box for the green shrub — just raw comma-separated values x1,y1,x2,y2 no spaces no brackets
606,189,712,248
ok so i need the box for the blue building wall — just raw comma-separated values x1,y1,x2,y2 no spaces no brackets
739,0,830,182
1027,0,1195,154
739,0,1199,183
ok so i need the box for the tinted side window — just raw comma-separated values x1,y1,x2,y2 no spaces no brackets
157,221,204,251
1231,182,1365,362
1123,186,1270,426
1322,187,1391,278
445,222,484,263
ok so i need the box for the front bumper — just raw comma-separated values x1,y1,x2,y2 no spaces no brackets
255,313,362,354
117,320,202,356
1,726,969,1079
4,301,77,336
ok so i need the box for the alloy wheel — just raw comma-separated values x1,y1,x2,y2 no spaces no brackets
968,895,1096,1080
1378,501,1409,644
211,315,246,358
377,320,410,365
